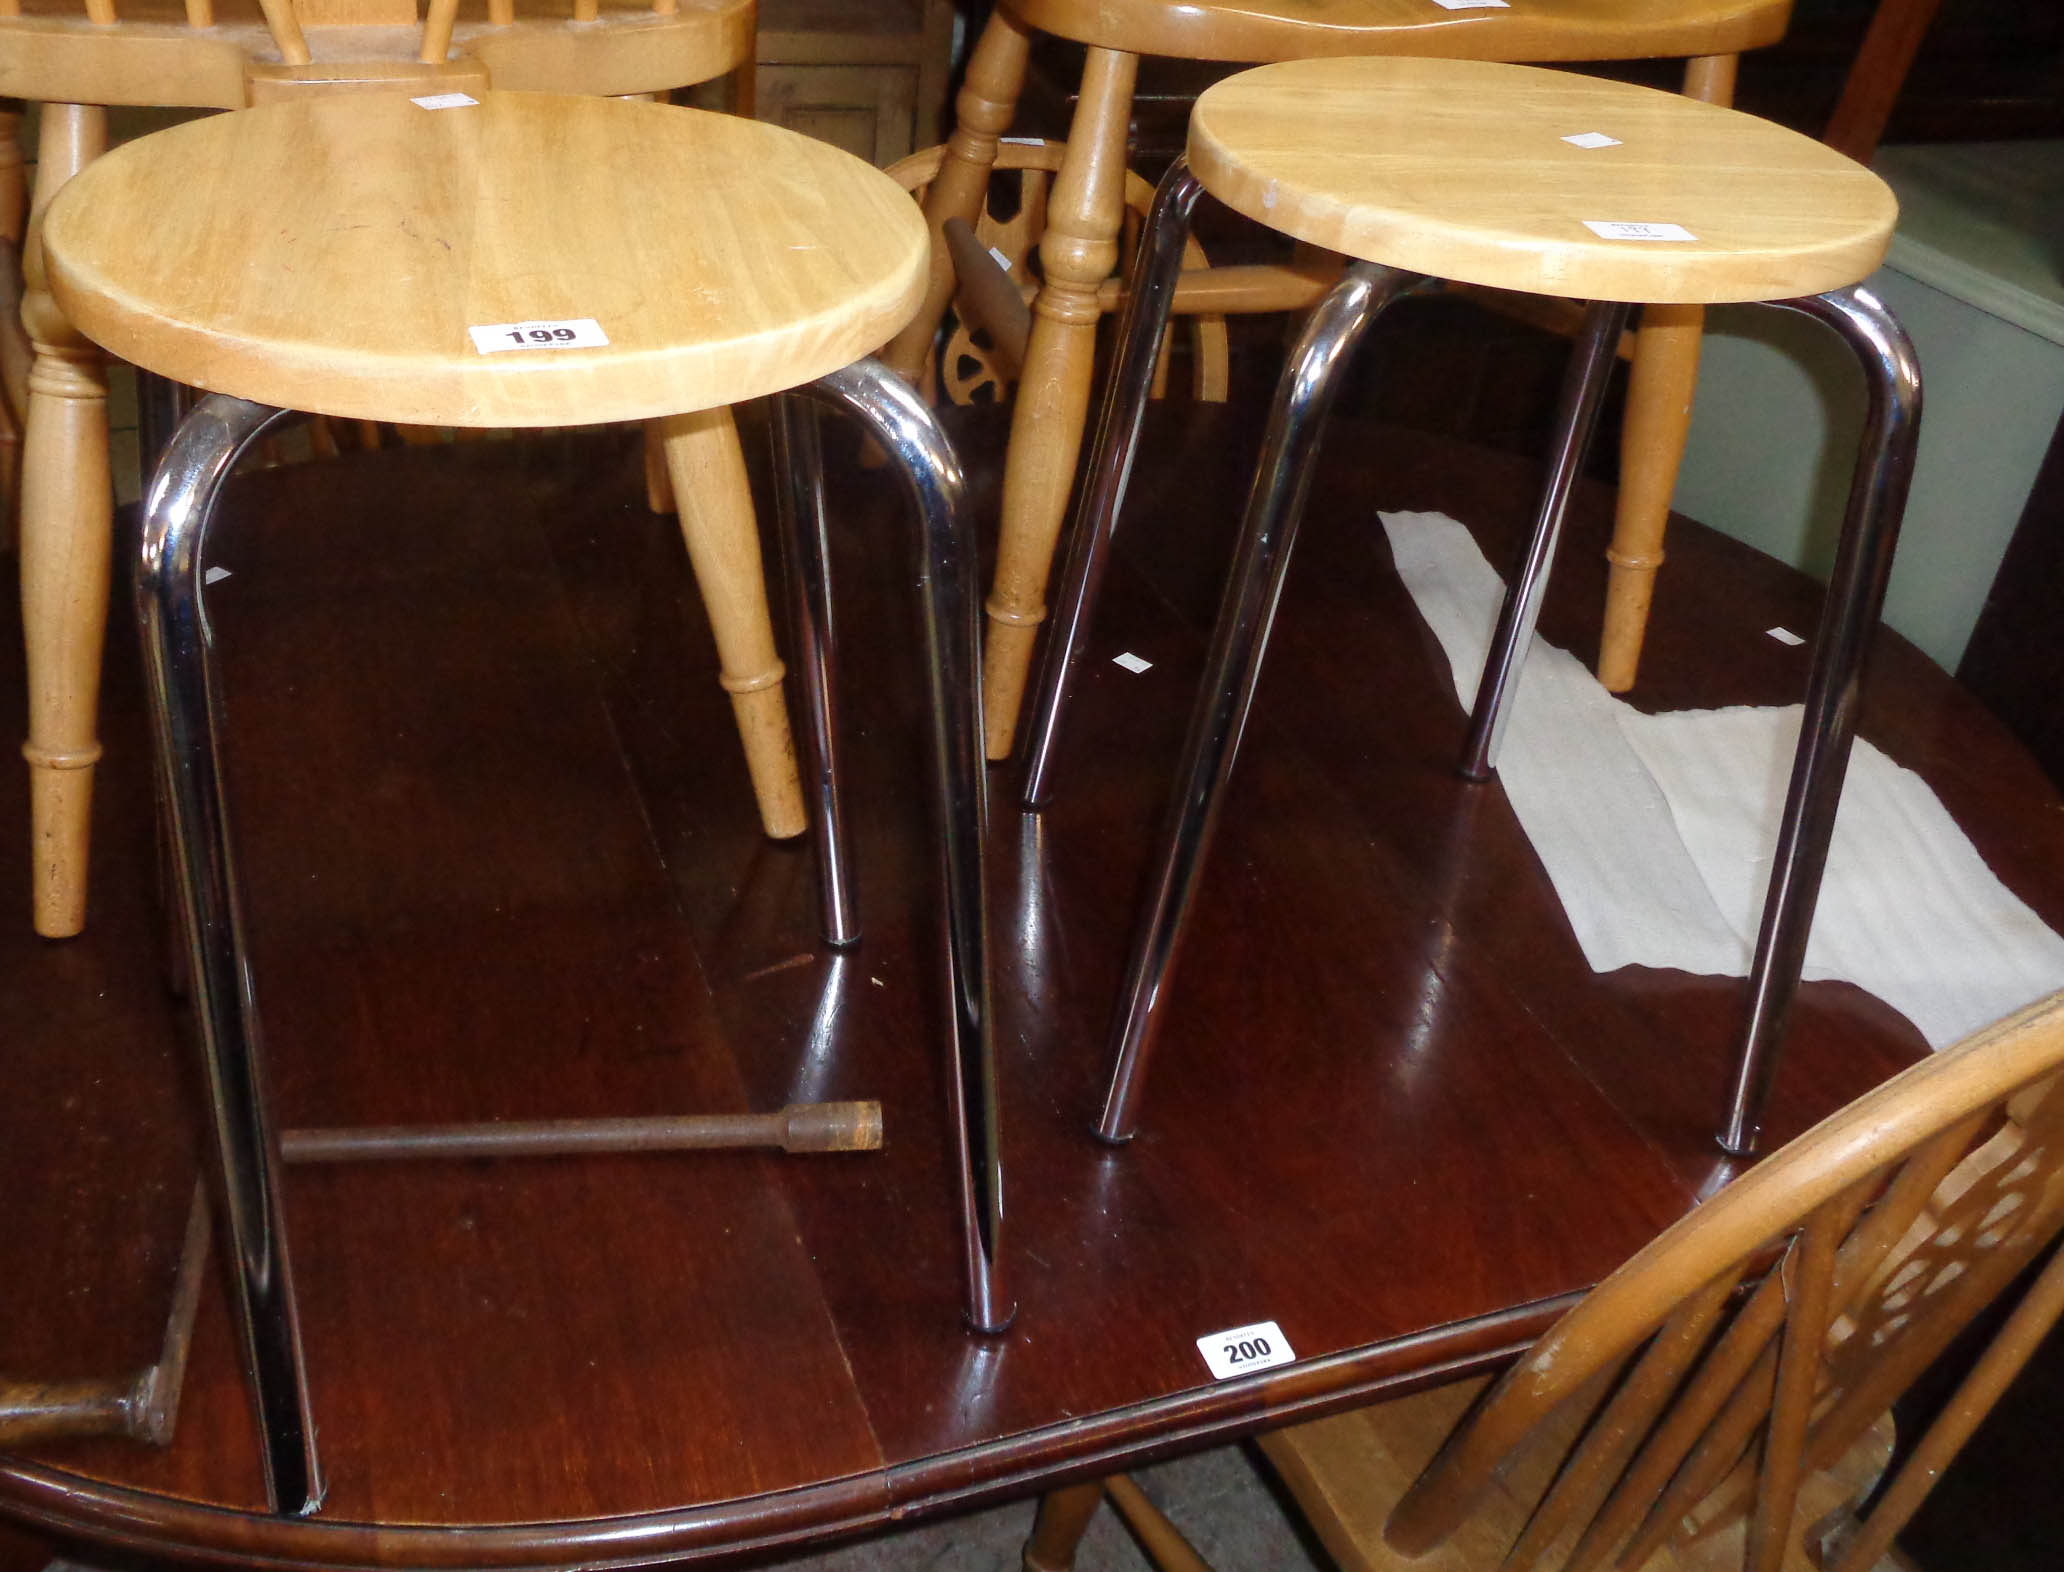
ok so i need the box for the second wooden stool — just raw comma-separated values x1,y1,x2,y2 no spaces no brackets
1019,57,1914,1157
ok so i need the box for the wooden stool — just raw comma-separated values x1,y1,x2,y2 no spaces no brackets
6,0,765,941
40,91,1009,1515
1019,58,1913,1155
876,0,1795,763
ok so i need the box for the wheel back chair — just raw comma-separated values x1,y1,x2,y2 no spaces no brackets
3,0,781,941
1026,987,2064,1572
877,0,1801,764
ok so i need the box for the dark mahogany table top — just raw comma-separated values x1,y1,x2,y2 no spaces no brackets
3,402,2058,1567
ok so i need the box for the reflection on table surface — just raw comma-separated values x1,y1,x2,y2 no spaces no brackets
5,402,2053,1561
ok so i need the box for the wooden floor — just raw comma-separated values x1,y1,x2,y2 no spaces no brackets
3,395,2062,1559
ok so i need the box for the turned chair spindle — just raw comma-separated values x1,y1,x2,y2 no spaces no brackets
879,0,1798,761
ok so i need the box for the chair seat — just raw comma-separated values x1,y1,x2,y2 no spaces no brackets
0,0,753,107
1187,57,1898,304
1257,1378,1898,1571
41,92,928,426
1003,0,1787,68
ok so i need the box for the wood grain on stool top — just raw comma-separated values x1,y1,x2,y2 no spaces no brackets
41,92,929,427
1188,57,1898,304
1004,0,1789,67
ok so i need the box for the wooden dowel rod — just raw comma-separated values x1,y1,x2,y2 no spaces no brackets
1104,1475,1214,1572
281,1102,884,1162
254,0,310,65
0,1380,132,1445
942,217,1030,374
419,0,460,63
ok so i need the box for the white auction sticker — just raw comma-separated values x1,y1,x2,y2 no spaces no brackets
1431,0,1509,9
1562,131,1622,149
411,92,478,110
1767,626,1806,647
1113,651,1153,674
1584,220,1697,242
1197,1320,1294,1380
470,318,610,354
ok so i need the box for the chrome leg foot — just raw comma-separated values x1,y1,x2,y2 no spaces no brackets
136,394,324,1517
802,361,1012,1333
1718,284,1921,1155
1020,159,1206,809
771,394,858,948
1459,299,1633,781
1095,264,1421,1144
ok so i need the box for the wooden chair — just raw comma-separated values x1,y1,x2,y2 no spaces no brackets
876,0,1798,762
1026,987,2064,1572
1025,56,1915,1153
38,89,1007,1513
3,0,770,940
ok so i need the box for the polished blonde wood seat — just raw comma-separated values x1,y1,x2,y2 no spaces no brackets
879,0,1793,761
45,96,926,421
39,89,1010,1513
1028,989,2064,1572
1186,58,1895,304
5,0,759,940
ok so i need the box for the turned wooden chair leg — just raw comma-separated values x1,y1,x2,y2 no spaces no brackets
643,418,674,513
879,7,1031,396
983,46,1137,759
658,406,807,840
1598,300,1704,691
19,102,110,938
1596,53,1734,693
1023,1480,1105,1572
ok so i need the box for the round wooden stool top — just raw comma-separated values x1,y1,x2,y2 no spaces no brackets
42,92,929,427
1004,0,1787,70
1188,57,1899,305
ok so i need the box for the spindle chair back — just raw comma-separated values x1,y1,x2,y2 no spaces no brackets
1385,990,2064,1572
0,0,749,107
883,0,1797,762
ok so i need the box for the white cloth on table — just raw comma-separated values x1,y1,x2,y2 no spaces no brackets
1379,508,2064,1048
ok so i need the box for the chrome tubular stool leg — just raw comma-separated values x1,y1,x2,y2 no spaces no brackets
1720,284,1922,1155
1095,264,1421,1145
1459,299,1634,780
134,393,323,1518
134,370,194,492
801,359,1012,1332
1020,159,1207,808
771,394,858,949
